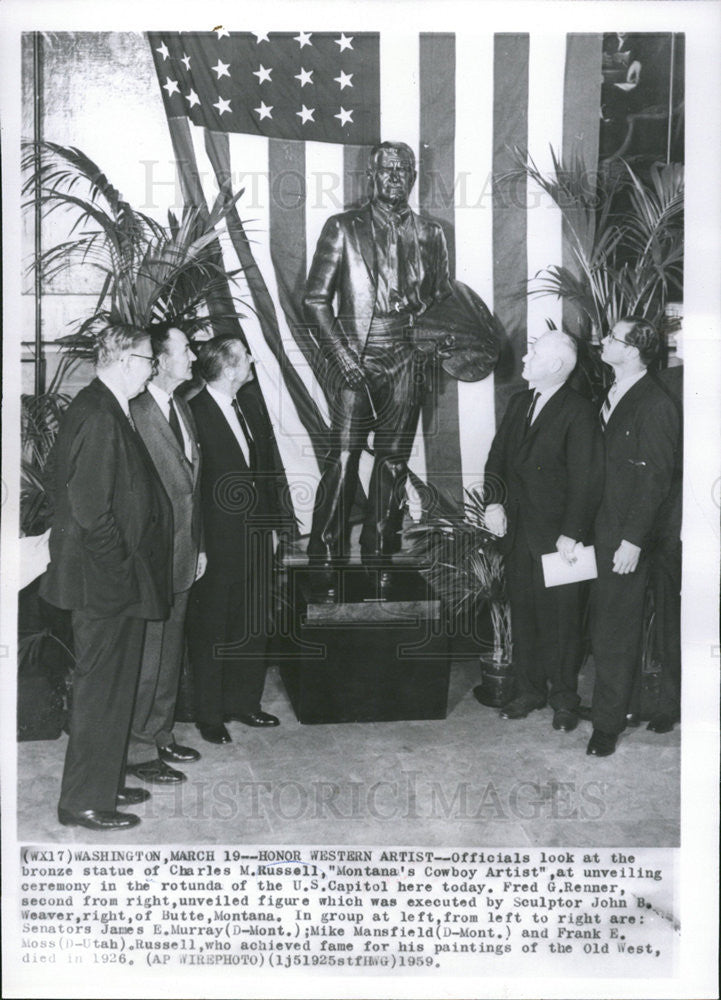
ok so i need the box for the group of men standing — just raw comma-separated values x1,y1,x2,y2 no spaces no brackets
38,139,682,832
484,319,682,756
41,325,281,831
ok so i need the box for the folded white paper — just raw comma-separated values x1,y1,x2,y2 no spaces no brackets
541,544,598,588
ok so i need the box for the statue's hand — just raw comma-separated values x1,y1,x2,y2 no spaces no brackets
335,350,366,390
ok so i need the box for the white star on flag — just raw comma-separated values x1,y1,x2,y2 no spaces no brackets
334,70,353,90
296,105,315,124
335,34,354,52
185,89,200,108
155,42,170,60
334,106,353,126
212,59,231,79
295,67,313,87
294,31,312,48
162,77,180,96
254,101,273,120
252,32,270,43
213,96,232,115
253,64,272,84
214,27,230,39
181,53,191,70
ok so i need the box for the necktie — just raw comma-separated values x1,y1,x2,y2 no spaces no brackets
600,386,615,430
167,395,185,450
126,411,137,432
232,398,256,470
525,391,540,430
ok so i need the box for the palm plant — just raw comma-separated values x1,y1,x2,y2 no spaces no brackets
22,140,247,352
20,140,250,533
407,487,512,668
516,146,684,342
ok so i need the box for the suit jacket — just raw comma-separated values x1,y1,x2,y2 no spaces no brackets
485,383,603,557
40,378,173,619
303,202,452,363
130,389,203,594
595,372,681,551
189,385,282,583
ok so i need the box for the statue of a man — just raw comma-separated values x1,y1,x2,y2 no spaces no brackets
304,141,452,565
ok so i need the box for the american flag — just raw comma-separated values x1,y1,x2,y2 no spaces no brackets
151,30,380,145
148,30,603,533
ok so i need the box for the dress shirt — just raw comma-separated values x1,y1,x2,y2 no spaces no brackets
206,384,252,466
147,382,192,461
527,381,565,424
605,369,646,419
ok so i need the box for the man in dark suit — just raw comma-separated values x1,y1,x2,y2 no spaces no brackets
40,323,172,830
482,331,603,731
589,317,681,757
126,324,204,784
304,141,452,566
187,337,281,744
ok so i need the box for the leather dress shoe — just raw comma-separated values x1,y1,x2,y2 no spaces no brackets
552,709,579,732
225,711,280,728
159,742,201,764
586,729,617,757
647,713,676,734
625,712,641,728
126,758,186,783
117,787,150,806
500,696,546,720
58,808,140,831
197,722,232,744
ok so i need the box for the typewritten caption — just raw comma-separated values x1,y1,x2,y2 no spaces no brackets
18,847,677,977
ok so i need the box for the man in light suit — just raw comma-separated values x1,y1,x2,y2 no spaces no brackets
304,141,452,566
40,323,172,830
483,331,603,732
126,323,205,784
589,317,681,757
187,337,283,744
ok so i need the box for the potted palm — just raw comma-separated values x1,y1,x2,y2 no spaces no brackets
517,147,683,342
407,487,514,707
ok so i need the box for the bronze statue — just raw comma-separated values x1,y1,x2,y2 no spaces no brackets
304,141,500,570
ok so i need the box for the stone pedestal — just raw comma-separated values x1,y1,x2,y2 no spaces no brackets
277,558,451,724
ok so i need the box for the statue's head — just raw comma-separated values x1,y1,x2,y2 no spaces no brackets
367,142,416,208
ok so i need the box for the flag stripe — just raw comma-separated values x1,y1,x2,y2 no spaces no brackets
527,34,565,338
344,144,371,209
562,33,603,335
456,32,496,491
419,32,463,507
493,33,529,420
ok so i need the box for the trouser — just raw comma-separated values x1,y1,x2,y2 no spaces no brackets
505,525,584,710
127,589,190,764
308,339,422,562
651,538,681,718
591,544,650,735
59,611,146,813
186,554,272,726
625,538,682,721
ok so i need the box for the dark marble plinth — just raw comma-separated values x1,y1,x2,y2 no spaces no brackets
277,562,451,724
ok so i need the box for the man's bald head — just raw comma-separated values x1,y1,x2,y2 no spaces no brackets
522,330,578,390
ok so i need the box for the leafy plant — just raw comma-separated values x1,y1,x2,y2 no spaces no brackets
516,146,684,342
20,140,252,532
407,487,512,665
21,140,248,350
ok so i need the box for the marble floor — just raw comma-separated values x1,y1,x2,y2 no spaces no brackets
16,656,680,847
